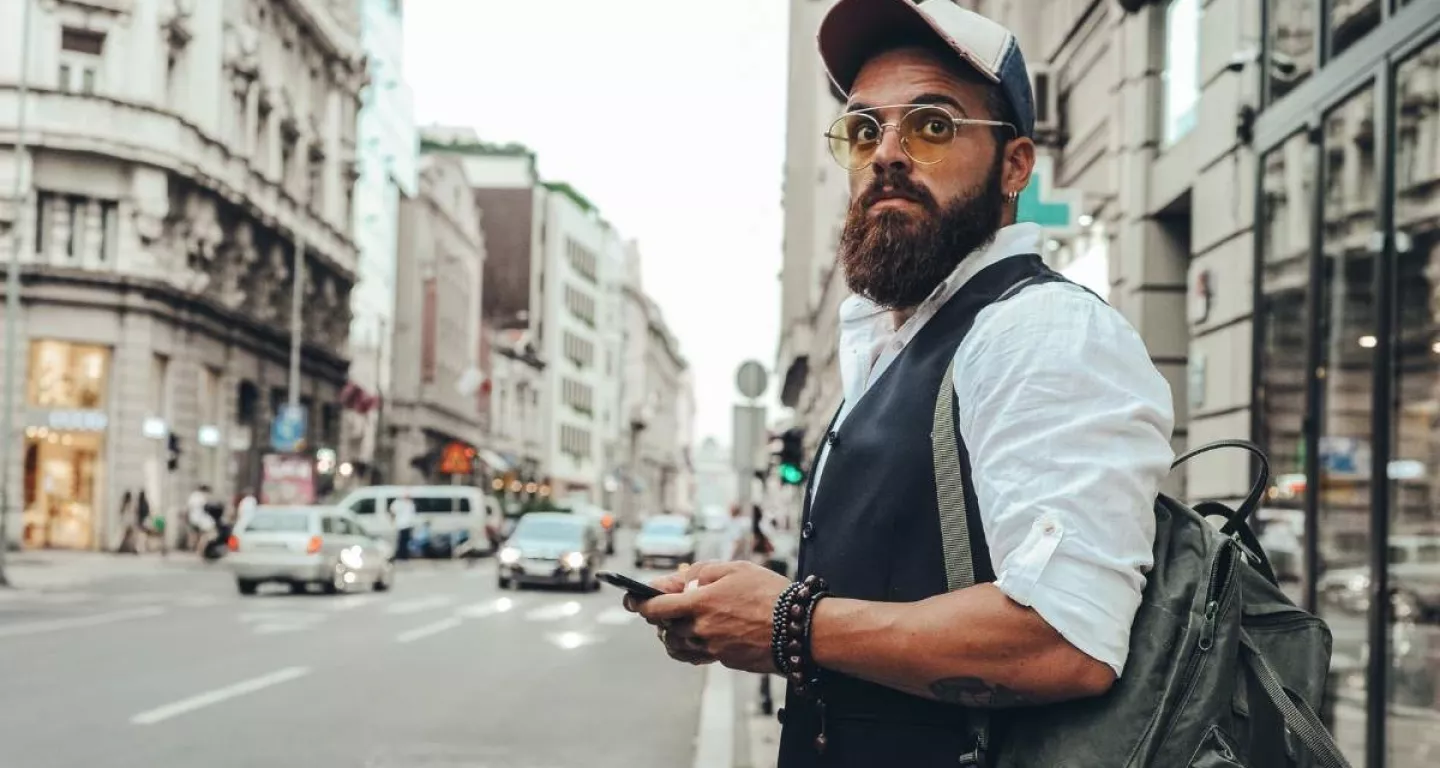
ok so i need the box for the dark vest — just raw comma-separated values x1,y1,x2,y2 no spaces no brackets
779,254,1064,768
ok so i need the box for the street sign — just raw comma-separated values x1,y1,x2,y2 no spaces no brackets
736,361,768,400
732,405,766,472
261,453,315,505
270,404,307,452
1016,156,1083,237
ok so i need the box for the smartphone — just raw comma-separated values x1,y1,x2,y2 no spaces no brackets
596,571,664,599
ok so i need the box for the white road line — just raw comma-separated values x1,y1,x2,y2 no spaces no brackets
329,595,377,612
595,606,636,625
523,601,583,622
130,667,311,725
455,597,518,618
395,617,463,644
692,665,736,768
383,595,454,615
0,606,166,639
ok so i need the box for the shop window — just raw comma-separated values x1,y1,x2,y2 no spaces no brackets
1162,0,1201,146
1266,0,1318,103
1388,36,1440,765
26,341,110,409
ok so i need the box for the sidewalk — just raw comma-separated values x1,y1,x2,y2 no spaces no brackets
0,549,207,591
737,672,781,768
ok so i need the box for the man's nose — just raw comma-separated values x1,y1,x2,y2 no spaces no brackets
869,124,911,175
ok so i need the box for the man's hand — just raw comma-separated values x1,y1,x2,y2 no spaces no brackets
627,561,791,674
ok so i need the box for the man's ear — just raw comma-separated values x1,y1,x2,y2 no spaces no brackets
1003,137,1036,200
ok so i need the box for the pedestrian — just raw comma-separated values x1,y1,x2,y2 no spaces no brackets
390,492,417,561
116,490,136,554
187,485,216,554
627,2,1177,765
236,488,258,528
725,504,750,561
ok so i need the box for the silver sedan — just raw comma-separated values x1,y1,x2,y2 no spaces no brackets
229,506,395,595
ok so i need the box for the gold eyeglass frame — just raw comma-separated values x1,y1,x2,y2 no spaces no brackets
824,104,1015,171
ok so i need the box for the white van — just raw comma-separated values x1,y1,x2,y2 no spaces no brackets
334,485,499,558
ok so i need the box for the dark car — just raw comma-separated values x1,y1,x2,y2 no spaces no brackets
496,512,605,592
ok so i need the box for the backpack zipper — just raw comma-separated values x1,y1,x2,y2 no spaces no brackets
1130,541,1239,763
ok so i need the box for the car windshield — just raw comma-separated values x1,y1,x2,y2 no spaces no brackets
513,518,583,542
643,519,688,537
244,511,312,533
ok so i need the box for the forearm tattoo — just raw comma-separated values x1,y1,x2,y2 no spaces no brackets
928,676,1030,708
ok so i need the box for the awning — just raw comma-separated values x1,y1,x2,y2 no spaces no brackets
478,449,513,473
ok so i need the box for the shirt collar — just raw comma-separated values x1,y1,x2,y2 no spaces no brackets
837,222,1044,329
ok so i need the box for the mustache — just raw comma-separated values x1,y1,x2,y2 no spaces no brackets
855,173,940,214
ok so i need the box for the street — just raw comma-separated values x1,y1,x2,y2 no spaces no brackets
0,536,728,768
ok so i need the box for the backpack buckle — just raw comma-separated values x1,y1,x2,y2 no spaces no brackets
958,748,988,768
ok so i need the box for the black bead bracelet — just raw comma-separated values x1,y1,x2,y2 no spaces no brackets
770,574,832,753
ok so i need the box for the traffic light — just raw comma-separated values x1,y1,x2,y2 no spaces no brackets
166,433,181,472
778,428,806,486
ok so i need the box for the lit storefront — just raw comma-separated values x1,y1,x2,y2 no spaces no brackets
22,340,111,550
1253,1,1440,764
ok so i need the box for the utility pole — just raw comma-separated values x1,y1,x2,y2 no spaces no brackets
288,233,305,409
0,0,37,587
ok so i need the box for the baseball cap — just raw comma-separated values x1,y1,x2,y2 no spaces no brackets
818,0,1036,139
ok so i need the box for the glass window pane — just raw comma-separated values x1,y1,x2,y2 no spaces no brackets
1390,35,1440,766
1162,0,1201,145
1268,0,1318,103
1257,131,1314,593
1315,83,1377,766
27,341,111,409
1330,0,1380,59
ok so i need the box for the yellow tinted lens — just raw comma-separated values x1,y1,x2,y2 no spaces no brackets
900,107,957,164
828,113,881,169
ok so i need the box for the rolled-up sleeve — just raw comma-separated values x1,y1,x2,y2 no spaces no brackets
952,284,1175,677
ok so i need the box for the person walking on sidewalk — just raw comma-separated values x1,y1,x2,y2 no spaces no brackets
390,492,417,561
628,2,1174,766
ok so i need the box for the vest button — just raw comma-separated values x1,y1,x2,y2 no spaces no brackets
826,430,838,445
801,522,815,540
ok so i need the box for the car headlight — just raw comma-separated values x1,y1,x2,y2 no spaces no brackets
499,547,521,565
339,545,365,569
563,551,586,569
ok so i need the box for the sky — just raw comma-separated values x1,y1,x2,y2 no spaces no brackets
404,0,791,447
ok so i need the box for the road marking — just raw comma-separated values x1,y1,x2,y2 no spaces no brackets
523,601,582,622
692,665,736,768
595,606,637,625
238,610,325,635
329,594,377,612
384,595,454,615
456,597,517,618
130,667,311,725
0,606,166,639
546,630,599,650
395,617,463,644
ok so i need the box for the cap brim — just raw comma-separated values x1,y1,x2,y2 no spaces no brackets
818,0,1000,97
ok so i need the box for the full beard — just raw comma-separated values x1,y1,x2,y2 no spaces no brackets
838,155,1006,310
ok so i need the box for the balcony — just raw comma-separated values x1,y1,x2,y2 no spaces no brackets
0,89,358,275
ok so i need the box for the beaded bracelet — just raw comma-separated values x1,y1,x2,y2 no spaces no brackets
770,581,805,675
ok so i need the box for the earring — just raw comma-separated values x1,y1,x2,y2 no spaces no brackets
1005,191,1019,204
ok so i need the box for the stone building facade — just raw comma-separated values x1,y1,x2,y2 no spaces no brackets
0,0,365,549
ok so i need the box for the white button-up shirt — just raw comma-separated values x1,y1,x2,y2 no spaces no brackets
810,222,1175,676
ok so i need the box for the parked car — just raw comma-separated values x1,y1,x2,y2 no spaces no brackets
228,506,394,595
335,485,496,558
497,512,605,591
634,515,697,569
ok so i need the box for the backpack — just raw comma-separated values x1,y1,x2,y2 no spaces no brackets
931,357,1352,768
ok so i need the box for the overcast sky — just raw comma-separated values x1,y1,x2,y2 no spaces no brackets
404,0,791,446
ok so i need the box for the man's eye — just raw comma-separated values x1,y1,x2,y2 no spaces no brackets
922,118,951,137
852,124,879,143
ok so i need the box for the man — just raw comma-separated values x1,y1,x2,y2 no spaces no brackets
186,484,215,553
236,488,258,528
628,2,1174,765
390,492,417,561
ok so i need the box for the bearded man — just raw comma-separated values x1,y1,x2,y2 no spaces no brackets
629,2,1176,765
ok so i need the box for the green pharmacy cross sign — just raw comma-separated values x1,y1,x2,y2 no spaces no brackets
1016,156,1082,237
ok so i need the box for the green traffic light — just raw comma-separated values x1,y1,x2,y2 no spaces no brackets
780,463,805,485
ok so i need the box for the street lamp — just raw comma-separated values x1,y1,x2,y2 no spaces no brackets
0,0,37,586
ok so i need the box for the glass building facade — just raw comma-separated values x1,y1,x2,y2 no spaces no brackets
1254,1,1440,764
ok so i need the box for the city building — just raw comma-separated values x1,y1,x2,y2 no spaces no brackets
617,246,692,523
388,151,486,485
0,0,365,550
692,436,737,515
484,325,546,483
344,0,417,486
775,0,1440,762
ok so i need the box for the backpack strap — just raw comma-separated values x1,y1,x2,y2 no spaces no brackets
1239,631,1354,768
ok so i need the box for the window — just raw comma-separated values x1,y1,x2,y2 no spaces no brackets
563,331,594,368
414,497,472,514
34,191,52,257
562,378,594,415
421,277,438,383
567,238,598,283
99,201,117,263
65,196,83,259
27,341,110,409
560,424,592,460
565,284,596,326
1266,0,1317,104
244,511,312,533
321,517,339,534
59,28,104,96
1329,0,1379,59
1162,0,1200,146
350,498,376,516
